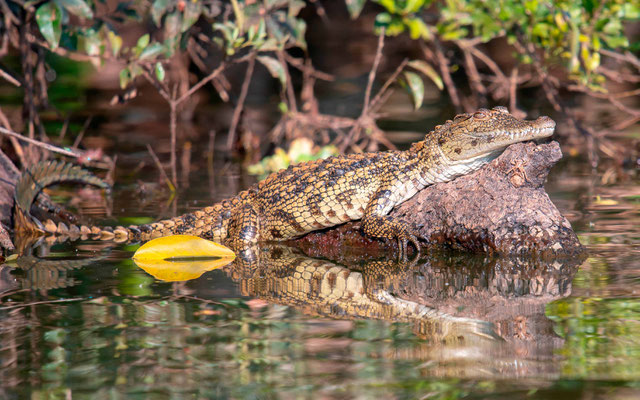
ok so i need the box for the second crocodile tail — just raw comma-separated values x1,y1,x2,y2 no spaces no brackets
14,160,110,233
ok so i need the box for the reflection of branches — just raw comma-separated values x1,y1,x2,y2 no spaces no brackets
0,297,86,311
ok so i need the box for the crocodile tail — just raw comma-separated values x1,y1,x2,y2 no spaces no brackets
126,190,249,243
14,160,110,233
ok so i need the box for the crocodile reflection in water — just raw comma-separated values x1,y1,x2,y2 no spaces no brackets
228,246,581,346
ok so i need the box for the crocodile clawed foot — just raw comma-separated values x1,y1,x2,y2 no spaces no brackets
397,232,421,263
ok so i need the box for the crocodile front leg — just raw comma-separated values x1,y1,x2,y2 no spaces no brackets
225,202,261,251
361,188,421,256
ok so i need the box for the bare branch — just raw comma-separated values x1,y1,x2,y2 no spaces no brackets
362,29,386,116
227,51,256,150
0,126,81,157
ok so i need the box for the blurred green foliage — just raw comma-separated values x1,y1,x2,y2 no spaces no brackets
247,137,339,177
12,0,634,129
370,0,638,91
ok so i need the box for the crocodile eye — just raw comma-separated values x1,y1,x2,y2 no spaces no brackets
474,110,489,119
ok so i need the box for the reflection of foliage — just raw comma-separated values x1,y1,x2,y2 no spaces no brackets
547,296,640,379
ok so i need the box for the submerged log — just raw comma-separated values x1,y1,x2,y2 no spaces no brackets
294,141,583,259
0,150,19,250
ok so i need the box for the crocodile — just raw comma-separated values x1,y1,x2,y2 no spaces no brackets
229,245,502,343
14,107,555,253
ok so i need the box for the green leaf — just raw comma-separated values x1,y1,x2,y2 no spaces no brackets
132,235,236,261
408,59,443,90
404,0,427,13
377,0,396,13
36,2,62,50
57,0,93,19
151,0,169,26
83,28,102,56
257,55,287,88
119,67,130,89
155,62,165,82
107,30,122,56
139,42,165,60
405,16,431,40
403,71,424,110
345,0,367,19
136,33,150,51
182,0,203,32
164,12,182,41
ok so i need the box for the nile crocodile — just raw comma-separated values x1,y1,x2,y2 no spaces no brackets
14,107,555,254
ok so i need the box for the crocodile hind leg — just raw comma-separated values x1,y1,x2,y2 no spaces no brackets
224,202,261,251
361,189,421,258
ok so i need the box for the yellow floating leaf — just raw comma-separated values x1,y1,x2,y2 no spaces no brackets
133,258,234,282
593,195,619,206
132,235,235,261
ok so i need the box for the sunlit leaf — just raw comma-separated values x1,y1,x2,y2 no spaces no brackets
139,42,165,60
57,0,93,18
182,0,202,32
119,67,130,89
132,235,236,261
36,2,62,50
403,71,424,110
377,0,396,13
408,59,443,90
107,30,122,56
345,0,366,19
257,56,287,88
83,28,102,57
155,62,165,82
405,16,431,40
136,34,150,51
151,0,170,26
404,0,427,13
133,258,234,282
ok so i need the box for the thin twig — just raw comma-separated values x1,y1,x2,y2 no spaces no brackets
0,126,80,157
169,91,178,188
461,48,487,107
175,62,227,105
509,66,518,113
278,50,298,113
362,29,385,116
72,116,93,149
146,143,175,192
0,67,20,86
426,39,462,111
369,59,408,112
600,49,640,70
227,51,256,150
283,53,334,81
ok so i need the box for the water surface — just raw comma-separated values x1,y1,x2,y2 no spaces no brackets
1,126,639,400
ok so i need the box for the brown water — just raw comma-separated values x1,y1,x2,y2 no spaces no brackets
1,83,640,400
1,137,639,399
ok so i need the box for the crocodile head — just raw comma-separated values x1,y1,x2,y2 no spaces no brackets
436,106,555,162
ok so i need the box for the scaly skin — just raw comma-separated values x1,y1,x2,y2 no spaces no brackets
229,246,501,342
15,107,555,253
